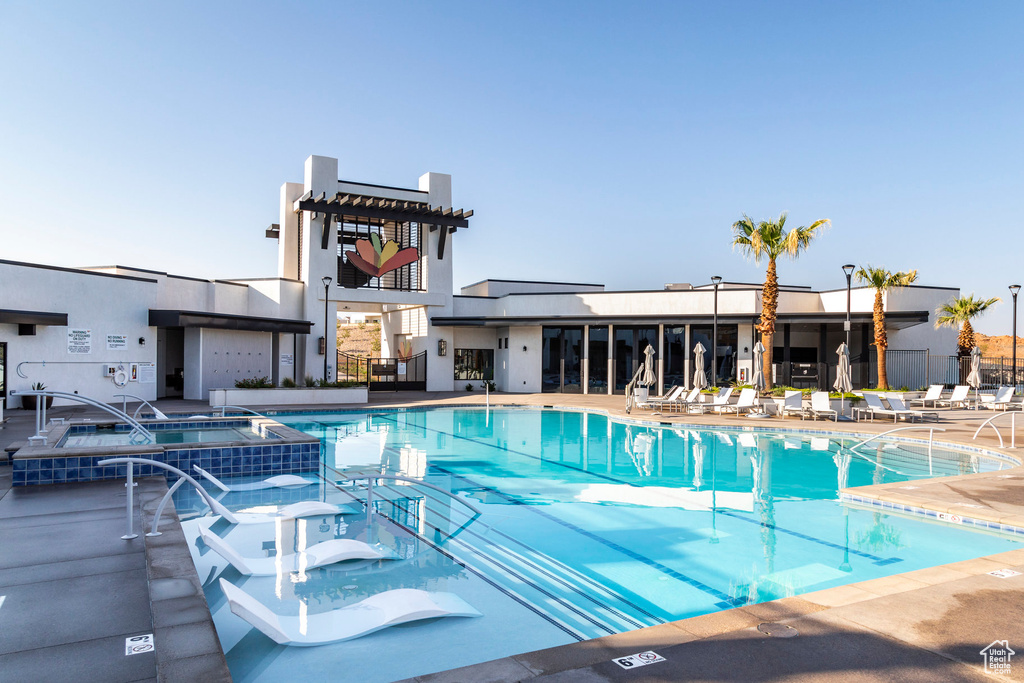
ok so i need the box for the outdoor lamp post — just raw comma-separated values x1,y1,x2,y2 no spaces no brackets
711,276,722,385
322,276,332,382
1011,284,1021,389
842,264,855,352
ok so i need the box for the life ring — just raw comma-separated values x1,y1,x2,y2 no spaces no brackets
113,369,129,387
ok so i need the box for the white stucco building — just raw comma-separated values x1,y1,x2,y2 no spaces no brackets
0,154,959,408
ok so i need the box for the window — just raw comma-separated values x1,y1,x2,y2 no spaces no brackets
454,349,494,380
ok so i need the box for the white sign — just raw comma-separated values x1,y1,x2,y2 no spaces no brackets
989,569,1022,579
613,651,665,669
137,362,156,384
67,329,92,354
125,634,155,656
397,361,408,375
106,334,128,350
937,512,963,524
280,354,294,366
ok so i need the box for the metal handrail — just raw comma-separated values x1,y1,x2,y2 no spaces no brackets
217,405,268,419
11,390,155,445
97,457,238,538
973,412,1022,449
849,426,945,454
113,393,169,421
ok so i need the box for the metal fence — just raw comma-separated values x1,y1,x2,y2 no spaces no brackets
885,349,1024,391
337,351,427,391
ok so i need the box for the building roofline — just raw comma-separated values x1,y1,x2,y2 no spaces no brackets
0,259,157,284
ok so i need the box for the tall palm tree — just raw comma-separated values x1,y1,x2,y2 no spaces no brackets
732,212,830,389
854,266,918,389
935,294,1000,355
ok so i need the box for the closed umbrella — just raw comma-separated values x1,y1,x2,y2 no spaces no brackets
750,341,768,416
693,342,709,392
641,345,656,386
967,345,982,407
833,342,853,420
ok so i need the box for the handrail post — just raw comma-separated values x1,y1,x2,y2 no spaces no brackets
148,477,186,536
122,463,138,540
1013,413,1017,449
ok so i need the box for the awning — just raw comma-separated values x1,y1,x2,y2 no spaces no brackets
0,309,68,326
430,311,929,329
149,310,313,334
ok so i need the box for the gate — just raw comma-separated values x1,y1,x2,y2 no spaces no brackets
337,351,427,391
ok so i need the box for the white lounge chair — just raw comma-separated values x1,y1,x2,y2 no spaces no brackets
860,393,915,422
886,397,939,422
194,465,315,492
695,387,734,414
936,385,970,409
640,385,683,412
909,385,944,408
221,501,351,526
780,391,806,419
219,579,481,646
201,529,398,576
980,386,1019,411
719,388,757,416
667,387,701,413
806,392,837,421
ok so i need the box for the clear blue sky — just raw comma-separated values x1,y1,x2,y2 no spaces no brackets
2,2,1022,333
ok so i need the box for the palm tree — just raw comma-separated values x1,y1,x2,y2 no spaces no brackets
935,294,1000,356
854,266,918,389
732,212,830,389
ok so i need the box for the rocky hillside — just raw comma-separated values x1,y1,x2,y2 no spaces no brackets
337,321,381,356
975,332,1024,359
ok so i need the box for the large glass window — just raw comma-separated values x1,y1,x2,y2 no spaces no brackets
663,326,687,389
691,324,738,385
454,349,493,380
588,326,608,392
542,326,583,393
614,326,658,392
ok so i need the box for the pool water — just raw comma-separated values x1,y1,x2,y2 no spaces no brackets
61,426,267,447
175,407,1022,683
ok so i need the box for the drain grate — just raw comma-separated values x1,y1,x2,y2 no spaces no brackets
757,622,798,638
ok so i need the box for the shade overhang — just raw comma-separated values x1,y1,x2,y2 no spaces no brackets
149,309,313,334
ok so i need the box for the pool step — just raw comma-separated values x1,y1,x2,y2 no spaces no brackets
367,482,659,640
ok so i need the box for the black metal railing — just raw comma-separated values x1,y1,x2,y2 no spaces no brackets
886,349,1024,391
337,351,427,391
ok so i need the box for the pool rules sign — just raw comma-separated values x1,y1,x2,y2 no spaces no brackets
614,651,665,669
67,328,92,354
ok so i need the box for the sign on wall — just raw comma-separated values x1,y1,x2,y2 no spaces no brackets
280,354,294,366
137,362,156,384
67,329,92,354
106,334,128,350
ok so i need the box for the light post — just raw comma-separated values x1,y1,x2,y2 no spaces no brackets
711,276,722,385
1011,285,1021,389
322,276,332,382
842,265,855,352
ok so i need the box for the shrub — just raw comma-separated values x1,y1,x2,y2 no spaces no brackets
465,383,474,392
304,375,316,387
483,379,497,392
281,377,296,388
235,376,273,389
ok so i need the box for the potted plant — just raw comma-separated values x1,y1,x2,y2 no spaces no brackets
21,382,53,411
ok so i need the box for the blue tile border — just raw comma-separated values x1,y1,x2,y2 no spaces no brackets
841,492,1024,538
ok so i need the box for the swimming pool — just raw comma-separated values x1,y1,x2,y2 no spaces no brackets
175,407,1022,682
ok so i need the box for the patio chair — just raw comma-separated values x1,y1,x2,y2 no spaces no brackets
860,392,914,423
201,529,398,576
219,579,481,646
640,385,682,412
909,385,944,408
979,386,1019,411
780,390,806,419
667,386,702,413
936,385,970,409
887,397,939,422
694,387,734,414
719,388,757,416
805,392,837,421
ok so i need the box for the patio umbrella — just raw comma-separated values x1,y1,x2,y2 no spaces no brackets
967,345,982,406
641,344,656,387
693,342,709,392
833,342,853,420
751,341,767,392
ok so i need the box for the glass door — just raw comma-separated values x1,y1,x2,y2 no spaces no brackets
0,342,6,409
541,326,583,393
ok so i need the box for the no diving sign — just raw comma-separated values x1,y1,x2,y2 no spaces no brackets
614,650,665,669
125,634,155,656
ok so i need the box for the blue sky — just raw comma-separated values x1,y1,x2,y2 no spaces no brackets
2,2,1022,333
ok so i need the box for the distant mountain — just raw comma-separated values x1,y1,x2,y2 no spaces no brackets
975,332,1024,358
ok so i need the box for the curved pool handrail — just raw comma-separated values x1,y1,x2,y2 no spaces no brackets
11,389,155,444
217,405,269,419
849,426,945,452
972,411,1021,449
113,393,169,421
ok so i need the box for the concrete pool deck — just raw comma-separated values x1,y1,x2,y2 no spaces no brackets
3,392,1024,682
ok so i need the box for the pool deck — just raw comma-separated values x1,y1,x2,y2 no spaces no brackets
3,392,1024,682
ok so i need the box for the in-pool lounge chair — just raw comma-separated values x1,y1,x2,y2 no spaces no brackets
909,385,944,408
194,465,315,492
219,579,481,646
780,390,806,419
936,385,970,409
201,529,398,576
805,392,837,421
719,388,757,416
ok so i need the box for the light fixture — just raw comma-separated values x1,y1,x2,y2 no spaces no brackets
1011,285,1021,389
711,276,722,385
437,339,447,357
522,345,528,352
138,337,146,346
322,276,333,381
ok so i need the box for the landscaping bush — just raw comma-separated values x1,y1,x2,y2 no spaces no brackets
235,376,273,389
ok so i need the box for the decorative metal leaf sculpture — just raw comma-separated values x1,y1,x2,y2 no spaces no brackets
346,237,418,278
